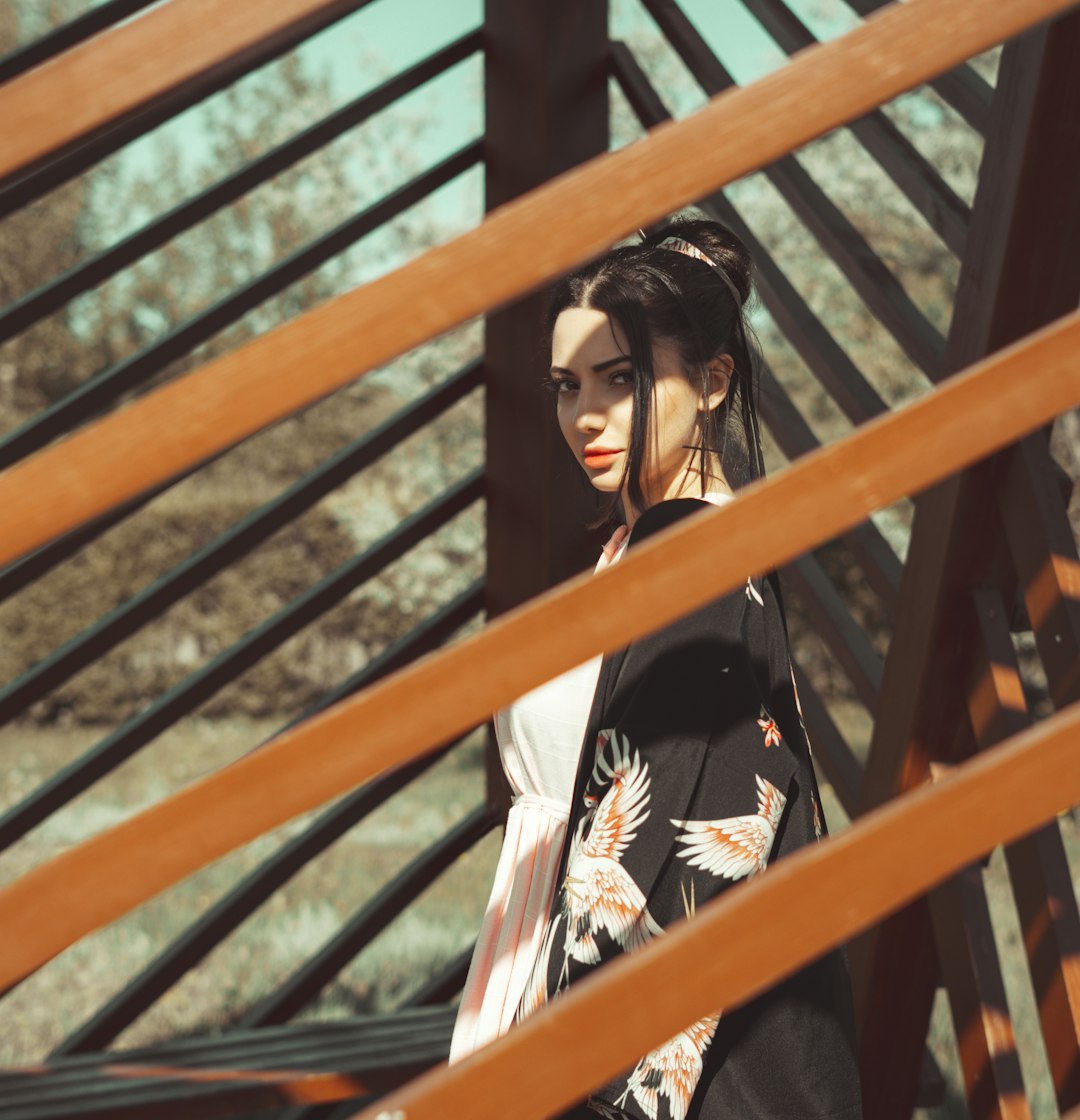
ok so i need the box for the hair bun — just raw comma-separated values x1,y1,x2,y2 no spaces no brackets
654,217,753,308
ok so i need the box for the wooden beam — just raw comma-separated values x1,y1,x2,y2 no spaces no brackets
968,586,1080,1105
927,862,1031,1120
483,0,609,614
1001,435,1080,709
356,697,1080,1120
0,0,367,184
0,305,1076,995
853,11,1080,1115
0,0,1071,571
483,0,609,812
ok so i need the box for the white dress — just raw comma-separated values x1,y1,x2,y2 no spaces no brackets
448,492,733,1062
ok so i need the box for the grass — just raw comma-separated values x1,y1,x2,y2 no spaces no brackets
0,717,497,1062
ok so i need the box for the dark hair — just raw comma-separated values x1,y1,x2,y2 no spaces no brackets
547,217,764,521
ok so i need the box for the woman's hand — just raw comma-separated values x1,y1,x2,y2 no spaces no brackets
595,524,630,572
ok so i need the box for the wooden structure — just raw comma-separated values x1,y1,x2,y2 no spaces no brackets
0,0,1078,1116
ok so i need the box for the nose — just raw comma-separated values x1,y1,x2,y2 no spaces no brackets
572,383,605,434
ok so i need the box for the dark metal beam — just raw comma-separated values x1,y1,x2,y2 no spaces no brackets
0,31,482,347
0,0,158,85
0,142,483,470
0,362,482,722
609,38,901,625
610,40,891,429
740,0,970,255
239,805,498,1027
0,473,483,851
842,0,993,132
639,0,946,378
53,588,484,1054
0,0,380,218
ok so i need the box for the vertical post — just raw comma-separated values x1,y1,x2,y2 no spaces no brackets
483,0,609,808
854,10,1080,1116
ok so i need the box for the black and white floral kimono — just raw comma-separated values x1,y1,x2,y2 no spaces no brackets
515,498,863,1120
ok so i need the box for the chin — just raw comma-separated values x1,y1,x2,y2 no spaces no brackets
584,473,622,493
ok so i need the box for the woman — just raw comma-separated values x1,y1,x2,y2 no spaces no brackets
455,217,862,1119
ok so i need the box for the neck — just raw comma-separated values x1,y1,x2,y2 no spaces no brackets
623,476,734,531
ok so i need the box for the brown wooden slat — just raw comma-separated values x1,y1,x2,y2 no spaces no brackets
852,15,1080,1114
782,552,883,710
0,0,368,183
741,0,970,255
1000,435,1080,709
968,586,1080,1104
927,861,1032,1120
0,304,1076,995
0,0,157,85
354,698,1080,1120
756,361,901,608
790,662,863,815
639,0,946,378
0,0,1067,572
609,40,892,428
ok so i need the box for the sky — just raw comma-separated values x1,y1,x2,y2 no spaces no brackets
97,0,850,238
11,0,918,292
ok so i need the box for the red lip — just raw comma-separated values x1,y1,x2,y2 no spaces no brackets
583,447,622,468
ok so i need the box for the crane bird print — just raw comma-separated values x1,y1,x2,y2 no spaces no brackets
614,1013,722,1120
559,729,663,984
670,774,787,881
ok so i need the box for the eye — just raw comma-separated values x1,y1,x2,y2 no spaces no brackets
610,368,634,386
543,374,578,394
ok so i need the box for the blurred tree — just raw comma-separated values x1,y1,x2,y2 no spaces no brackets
0,0,485,725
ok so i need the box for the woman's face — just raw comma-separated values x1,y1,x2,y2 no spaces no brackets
549,307,727,519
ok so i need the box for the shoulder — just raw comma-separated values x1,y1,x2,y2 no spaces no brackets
628,498,747,632
626,497,717,548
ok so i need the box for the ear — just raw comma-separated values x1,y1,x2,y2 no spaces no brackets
703,353,734,412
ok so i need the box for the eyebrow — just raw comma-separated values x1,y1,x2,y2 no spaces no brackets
549,356,632,375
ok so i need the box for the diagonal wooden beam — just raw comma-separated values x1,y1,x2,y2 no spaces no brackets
0,0,370,185
852,10,1080,1116
0,0,1073,572
1001,435,1080,709
927,858,1032,1119
0,306,1076,995
969,585,1080,1103
354,698,1080,1120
